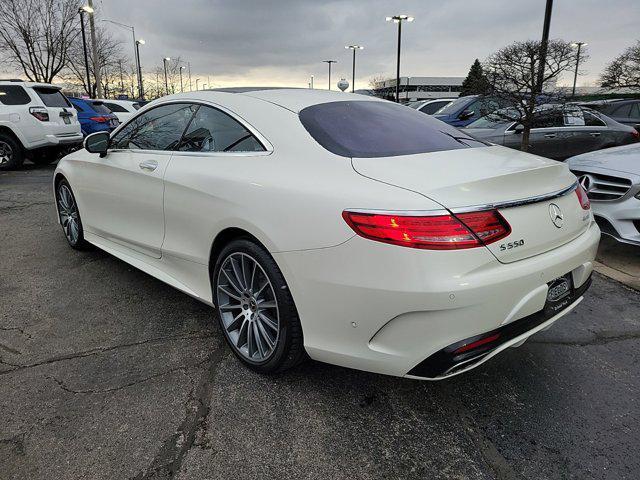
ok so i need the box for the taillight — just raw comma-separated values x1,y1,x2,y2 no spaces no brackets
575,184,590,210
454,333,501,354
342,209,511,250
631,129,639,141
29,107,49,122
90,116,109,123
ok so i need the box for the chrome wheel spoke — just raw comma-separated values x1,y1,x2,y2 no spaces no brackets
257,300,276,309
258,312,278,332
230,257,246,291
256,319,275,350
218,285,242,301
222,268,243,294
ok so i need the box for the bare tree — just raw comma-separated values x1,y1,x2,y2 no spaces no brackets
600,41,640,91
0,0,80,82
63,25,125,97
484,39,580,152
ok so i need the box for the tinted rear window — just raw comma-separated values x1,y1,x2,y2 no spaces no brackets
299,101,487,158
104,102,128,113
33,87,70,107
91,102,111,114
0,85,31,105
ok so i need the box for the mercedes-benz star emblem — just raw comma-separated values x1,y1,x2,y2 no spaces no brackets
549,203,564,228
578,175,592,192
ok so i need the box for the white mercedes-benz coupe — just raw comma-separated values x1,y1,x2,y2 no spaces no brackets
53,88,600,379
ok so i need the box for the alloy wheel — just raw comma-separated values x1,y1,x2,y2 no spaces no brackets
57,184,80,244
0,140,13,166
216,252,280,362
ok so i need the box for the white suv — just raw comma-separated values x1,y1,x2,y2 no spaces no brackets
0,80,83,170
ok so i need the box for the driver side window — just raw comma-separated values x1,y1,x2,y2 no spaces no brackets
177,105,265,153
111,103,196,150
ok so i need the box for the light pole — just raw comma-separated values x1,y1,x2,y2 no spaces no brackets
87,0,102,97
536,0,554,94
78,6,93,96
179,66,185,92
386,14,414,103
102,19,143,100
571,42,587,97
323,60,337,90
163,57,170,95
405,76,411,101
195,78,200,91
135,39,145,99
187,62,192,91
311,75,314,89
345,45,363,93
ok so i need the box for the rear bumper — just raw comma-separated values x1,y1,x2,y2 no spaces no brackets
25,133,83,150
274,221,600,378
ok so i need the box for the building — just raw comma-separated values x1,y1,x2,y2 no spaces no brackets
373,76,464,102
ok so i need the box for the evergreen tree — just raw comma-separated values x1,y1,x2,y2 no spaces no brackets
460,59,489,96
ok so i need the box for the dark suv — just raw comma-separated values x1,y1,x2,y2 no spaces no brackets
581,99,640,132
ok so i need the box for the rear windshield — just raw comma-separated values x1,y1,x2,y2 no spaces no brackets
90,102,112,114
33,87,70,107
132,102,141,110
299,101,487,158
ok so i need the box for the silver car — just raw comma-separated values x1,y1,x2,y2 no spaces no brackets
568,143,640,246
463,106,639,160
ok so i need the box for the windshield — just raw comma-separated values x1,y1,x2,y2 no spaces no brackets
33,87,71,108
434,96,472,115
299,100,488,158
91,102,112,114
467,108,521,129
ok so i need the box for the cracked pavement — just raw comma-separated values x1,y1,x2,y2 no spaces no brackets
1,165,639,480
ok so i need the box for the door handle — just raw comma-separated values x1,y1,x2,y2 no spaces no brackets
139,159,158,171
543,133,557,138
589,132,601,137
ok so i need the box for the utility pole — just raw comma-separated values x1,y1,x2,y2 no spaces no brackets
87,0,102,97
78,7,92,97
571,42,587,97
536,0,553,94
188,62,192,91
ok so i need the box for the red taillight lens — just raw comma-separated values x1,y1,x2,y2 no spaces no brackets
631,129,639,141
575,184,590,210
90,116,109,123
454,333,501,354
29,107,49,122
342,209,511,250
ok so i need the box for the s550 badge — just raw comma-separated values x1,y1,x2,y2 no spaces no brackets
499,239,525,251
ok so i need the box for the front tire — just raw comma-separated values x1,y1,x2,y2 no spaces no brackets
212,239,305,374
55,179,90,250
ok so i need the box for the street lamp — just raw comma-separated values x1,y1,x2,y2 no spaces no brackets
323,60,337,90
311,75,314,89
386,14,414,102
78,6,93,96
179,66,185,92
195,78,200,90
345,45,363,93
406,76,411,101
135,39,145,99
163,57,170,95
102,19,144,100
571,42,587,97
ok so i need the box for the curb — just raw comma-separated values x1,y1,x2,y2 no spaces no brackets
594,261,640,292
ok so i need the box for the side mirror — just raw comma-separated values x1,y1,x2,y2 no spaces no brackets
513,124,525,134
84,131,110,157
458,110,475,121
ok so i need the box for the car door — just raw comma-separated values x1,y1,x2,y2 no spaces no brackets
74,102,196,258
527,109,565,159
161,103,270,264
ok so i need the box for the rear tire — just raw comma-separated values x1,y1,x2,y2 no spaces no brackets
0,133,24,170
55,179,91,250
212,238,305,374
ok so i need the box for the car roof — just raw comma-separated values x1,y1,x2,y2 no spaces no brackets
158,88,385,114
0,80,62,89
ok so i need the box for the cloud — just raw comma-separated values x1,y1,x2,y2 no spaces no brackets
96,0,640,88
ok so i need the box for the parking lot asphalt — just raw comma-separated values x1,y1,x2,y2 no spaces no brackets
1,165,639,480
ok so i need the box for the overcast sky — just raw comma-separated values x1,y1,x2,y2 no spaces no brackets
95,0,639,89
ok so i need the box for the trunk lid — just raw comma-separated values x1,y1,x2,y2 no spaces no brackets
351,145,590,263
32,86,80,133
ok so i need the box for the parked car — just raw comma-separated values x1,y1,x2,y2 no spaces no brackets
68,97,120,135
568,143,640,246
96,98,140,123
54,89,598,379
580,99,640,132
433,95,512,127
463,105,639,160
408,98,455,115
0,79,82,169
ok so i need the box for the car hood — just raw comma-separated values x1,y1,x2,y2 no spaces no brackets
567,143,640,176
351,145,574,209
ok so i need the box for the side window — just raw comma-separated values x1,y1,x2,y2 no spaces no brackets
584,112,606,127
563,109,585,126
532,111,564,129
111,103,195,151
614,104,633,117
72,102,85,112
0,85,31,105
177,105,265,153
630,103,640,118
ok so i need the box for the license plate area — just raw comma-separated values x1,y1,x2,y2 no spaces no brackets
545,273,574,314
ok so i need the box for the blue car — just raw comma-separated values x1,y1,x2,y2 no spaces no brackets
433,95,512,127
68,97,120,136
